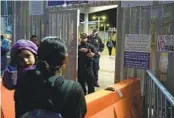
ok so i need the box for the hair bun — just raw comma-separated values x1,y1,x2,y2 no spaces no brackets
36,61,50,75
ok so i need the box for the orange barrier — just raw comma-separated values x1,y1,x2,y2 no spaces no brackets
1,82,15,118
1,78,142,118
85,78,142,118
1,108,5,118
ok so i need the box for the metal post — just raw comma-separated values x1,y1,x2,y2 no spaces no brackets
12,1,16,44
160,92,163,118
170,106,173,118
20,1,23,39
104,24,106,40
127,6,132,78
5,0,8,27
98,17,100,31
115,1,122,82
157,88,159,117
84,9,89,34
26,1,30,40
164,98,167,118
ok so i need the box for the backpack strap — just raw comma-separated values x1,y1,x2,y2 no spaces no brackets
51,77,74,113
54,76,74,102
54,76,74,97
53,76,64,89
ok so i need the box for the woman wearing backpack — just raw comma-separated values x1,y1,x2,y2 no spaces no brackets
106,37,114,57
15,37,87,118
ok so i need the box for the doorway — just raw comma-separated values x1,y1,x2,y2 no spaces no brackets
79,4,118,91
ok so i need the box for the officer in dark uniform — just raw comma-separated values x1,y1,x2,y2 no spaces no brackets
78,33,98,95
88,29,104,87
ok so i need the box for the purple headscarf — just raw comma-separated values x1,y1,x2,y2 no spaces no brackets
2,40,38,90
11,39,38,55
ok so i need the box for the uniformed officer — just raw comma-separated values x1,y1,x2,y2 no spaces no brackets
88,29,104,87
78,33,97,95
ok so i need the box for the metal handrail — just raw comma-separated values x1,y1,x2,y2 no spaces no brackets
146,70,174,106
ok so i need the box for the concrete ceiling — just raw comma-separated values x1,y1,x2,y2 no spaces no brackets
80,5,118,14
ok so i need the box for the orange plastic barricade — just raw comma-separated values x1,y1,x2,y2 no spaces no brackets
85,78,142,118
1,108,5,118
129,89,143,118
1,78,142,118
1,82,15,118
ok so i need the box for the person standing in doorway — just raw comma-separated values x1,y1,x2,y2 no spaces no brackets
30,35,40,47
88,29,104,87
78,33,97,95
106,37,114,57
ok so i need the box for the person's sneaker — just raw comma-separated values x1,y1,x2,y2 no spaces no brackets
94,82,100,87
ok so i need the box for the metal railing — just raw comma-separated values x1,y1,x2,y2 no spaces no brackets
144,70,174,118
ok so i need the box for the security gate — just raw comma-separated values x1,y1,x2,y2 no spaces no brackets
11,1,79,81
44,8,79,81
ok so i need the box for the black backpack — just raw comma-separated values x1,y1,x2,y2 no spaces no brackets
15,72,74,118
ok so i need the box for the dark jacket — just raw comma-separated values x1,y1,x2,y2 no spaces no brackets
106,40,114,48
1,39,10,70
2,65,35,90
14,70,87,118
87,35,104,70
78,42,97,70
87,35,104,52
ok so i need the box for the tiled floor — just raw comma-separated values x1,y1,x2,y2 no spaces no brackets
95,55,115,91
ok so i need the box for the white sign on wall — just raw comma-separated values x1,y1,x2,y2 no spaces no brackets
124,34,151,70
121,1,153,8
124,34,152,53
157,35,174,52
29,1,44,16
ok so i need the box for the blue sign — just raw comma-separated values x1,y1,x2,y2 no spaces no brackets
124,51,150,70
79,1,88,4
66,1,88,5
48,1,65,6
66,1,79,4
48,1,88,7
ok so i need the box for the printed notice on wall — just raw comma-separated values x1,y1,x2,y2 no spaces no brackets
29,1,44,16
124,34,151,70
157,35,174,52
121,1,152,8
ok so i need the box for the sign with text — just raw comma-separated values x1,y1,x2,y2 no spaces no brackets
29,1,44,16
124,34,151,69
157,35,174,52
124,52,150,70
121,1,152,8
124,34,151,52
47,1,88,7
66,1,88,5
48,1,65,6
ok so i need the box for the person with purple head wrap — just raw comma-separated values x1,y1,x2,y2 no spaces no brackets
2,39,38,90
